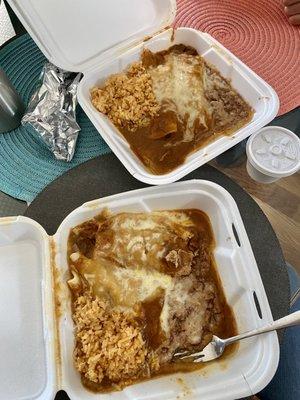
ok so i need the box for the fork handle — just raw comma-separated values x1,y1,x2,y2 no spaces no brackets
224,310,300,346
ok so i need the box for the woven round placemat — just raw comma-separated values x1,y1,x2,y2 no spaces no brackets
176,0,300,115
0,34,110,202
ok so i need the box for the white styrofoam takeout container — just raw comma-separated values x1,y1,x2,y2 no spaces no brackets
0,180,279,400
8,0,279,185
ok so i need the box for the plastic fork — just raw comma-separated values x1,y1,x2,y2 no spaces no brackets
173,310,300,363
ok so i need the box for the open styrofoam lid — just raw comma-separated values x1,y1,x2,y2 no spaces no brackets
0,217,55,400
7,0,176,72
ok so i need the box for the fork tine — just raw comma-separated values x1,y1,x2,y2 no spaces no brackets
173,350,205,361
173,340,220,363
173,350,190,358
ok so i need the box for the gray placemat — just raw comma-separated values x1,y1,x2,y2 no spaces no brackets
25,154,290,400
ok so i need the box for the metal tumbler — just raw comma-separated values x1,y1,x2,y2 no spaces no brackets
0,68,25,133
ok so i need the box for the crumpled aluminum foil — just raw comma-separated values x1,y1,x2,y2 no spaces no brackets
22,63,82,162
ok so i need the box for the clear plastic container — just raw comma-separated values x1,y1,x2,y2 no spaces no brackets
8,0,279,185
0,180,279,400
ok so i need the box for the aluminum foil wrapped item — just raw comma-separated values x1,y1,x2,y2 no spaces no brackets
22,63,82,161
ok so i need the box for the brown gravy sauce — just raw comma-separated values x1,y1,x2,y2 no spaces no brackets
141,289,166,350
68,209,237,392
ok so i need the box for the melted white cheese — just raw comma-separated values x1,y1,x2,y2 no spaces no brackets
149,53,212,142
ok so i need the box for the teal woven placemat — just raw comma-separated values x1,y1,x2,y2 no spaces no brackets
0,34,111,202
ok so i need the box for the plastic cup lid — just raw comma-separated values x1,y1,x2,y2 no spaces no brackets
246,126,300,178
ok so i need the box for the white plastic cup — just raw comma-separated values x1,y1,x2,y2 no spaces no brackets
246,126,300,183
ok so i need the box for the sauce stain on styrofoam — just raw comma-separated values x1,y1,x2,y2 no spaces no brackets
195,341,239,377
259,96,270,101
172,343,239,399
143,26,173,43
50,237,62,384
0,216,18,224
210,44,234,66
176,377,192,398
84,200,103,210
170,28,175,42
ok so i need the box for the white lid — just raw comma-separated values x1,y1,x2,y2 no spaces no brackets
246,126,300,178
7,0,176,72
0,217,56,400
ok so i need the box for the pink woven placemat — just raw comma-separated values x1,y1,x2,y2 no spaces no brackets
175,0,300,115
